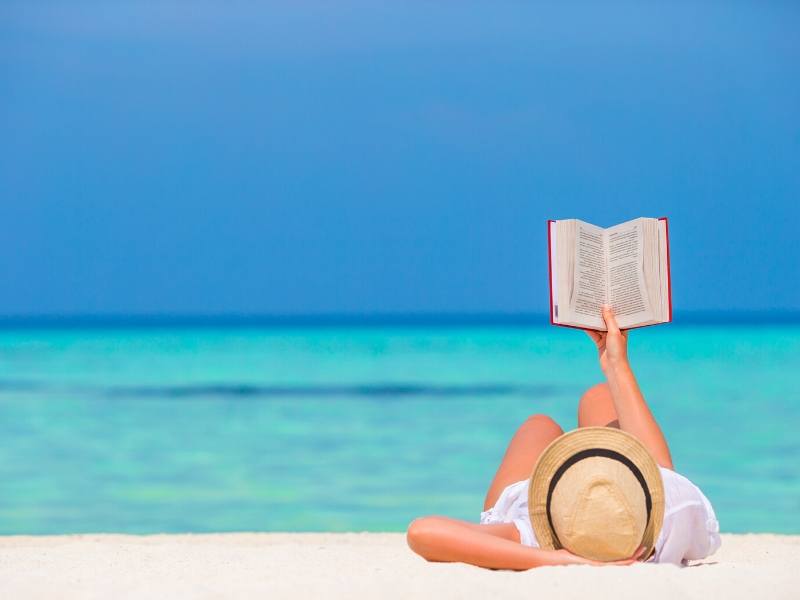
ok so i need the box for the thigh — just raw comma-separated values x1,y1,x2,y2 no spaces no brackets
483,414,563,511
578,382,620,428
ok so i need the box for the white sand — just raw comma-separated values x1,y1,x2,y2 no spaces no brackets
0,533,797,599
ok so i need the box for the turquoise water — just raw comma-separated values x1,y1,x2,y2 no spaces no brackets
0,323,798,534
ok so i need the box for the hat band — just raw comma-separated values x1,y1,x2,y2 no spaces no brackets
545,448,653,548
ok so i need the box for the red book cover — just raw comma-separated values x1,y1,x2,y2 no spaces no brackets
547,218,672,330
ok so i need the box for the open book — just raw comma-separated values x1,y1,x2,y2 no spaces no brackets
548,217,672,331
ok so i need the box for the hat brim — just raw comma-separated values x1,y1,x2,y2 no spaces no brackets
527,427,664,561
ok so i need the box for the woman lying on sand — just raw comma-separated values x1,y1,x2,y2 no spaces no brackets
407,306,721,569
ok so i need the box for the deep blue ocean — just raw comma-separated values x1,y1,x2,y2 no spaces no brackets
0,319,798,534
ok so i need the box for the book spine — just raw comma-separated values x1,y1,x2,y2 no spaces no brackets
660,216,672,323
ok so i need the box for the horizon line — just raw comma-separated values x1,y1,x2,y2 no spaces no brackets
0,310,799,329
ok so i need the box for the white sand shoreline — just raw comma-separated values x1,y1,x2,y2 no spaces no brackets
1,533,798,599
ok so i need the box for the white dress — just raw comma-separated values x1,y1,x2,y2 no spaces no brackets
479,466,721,565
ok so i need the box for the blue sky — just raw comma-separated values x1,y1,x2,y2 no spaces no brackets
1,1,798,316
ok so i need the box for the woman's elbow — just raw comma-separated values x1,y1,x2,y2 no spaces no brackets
406,517,442,561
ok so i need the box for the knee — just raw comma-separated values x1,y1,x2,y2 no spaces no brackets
579,383,612,409
519,413,562,436
578,383,616,427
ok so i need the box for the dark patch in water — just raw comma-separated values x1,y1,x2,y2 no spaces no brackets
105,383,561,399
0,379,566,400
0,380,42,391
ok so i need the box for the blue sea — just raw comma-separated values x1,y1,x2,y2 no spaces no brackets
0,319,798,535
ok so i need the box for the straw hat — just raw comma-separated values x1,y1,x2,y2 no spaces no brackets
528,427,664,562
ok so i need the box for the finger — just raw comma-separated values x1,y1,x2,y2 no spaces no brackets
592,557,634,567
622,330,629,340
601,304,621,334
599,546,646,566
583,329,602,345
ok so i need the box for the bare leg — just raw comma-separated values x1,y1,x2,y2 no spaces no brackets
578,382,674,470
578,383,620,428
483,414,563,511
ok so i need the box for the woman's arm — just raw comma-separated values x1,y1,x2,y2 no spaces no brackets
406,516,640,570
584,306,674,469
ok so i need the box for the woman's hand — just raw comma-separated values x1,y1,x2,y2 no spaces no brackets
581,305,675,469
583,305,629,373
553,545,646,566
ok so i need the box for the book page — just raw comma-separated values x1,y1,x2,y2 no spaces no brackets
606,219,652,328
570,220,606,329
642,218,665,322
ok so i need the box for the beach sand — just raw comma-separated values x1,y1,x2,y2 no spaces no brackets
0,533,797,599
